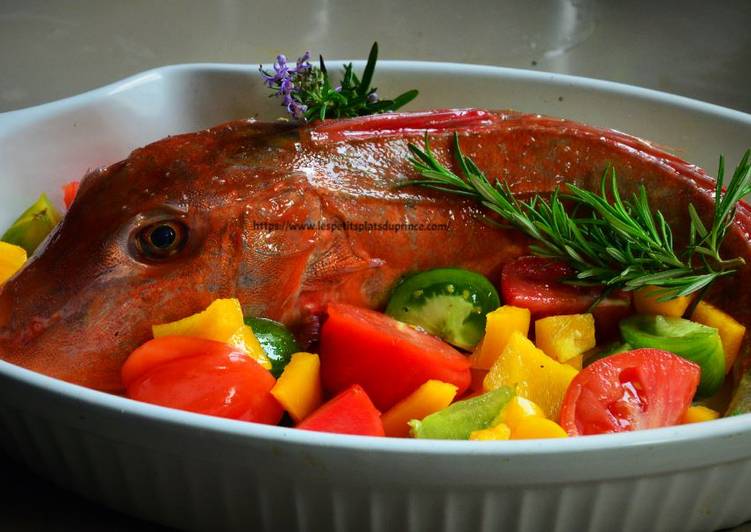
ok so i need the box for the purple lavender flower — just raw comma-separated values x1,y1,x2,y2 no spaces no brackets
259,50,313,120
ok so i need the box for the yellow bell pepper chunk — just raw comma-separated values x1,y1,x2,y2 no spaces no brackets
682,405,721,424
153,298,270,369
483,331,578,420
469,423,511,441
691,301,746,374
494,396,545,430
382,379,458,437
470,305,531,370
633,286,693,317
535,313,596,363
271,352,322,423
227,324,271,370
510,417,568,439
0,241,27,285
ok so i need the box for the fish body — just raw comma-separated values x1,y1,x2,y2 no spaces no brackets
1,109,749,392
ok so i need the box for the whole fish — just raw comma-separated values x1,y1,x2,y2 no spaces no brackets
1,109,750,394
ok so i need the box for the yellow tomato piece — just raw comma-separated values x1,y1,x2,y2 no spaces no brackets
633,287,693,317
227,324,271,370
535,313,596,363
271,352,322,423
469,423,511,441
510,417,568,439
470,306,531,370
565,355,583,370
0,241,27,284
691,301,746,374
382,380,458,437
153,298,245,341
494,396,545,430
682,405,721,424
483,331,578,420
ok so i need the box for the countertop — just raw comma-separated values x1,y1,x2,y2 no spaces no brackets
1,0,750,530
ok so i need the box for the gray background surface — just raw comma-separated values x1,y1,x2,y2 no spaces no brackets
1,0,750,530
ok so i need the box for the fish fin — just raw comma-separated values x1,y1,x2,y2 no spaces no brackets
302,238,384,291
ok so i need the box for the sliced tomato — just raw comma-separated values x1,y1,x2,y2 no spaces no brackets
559,348,700,436
320,303,471,411
124,336,282,424
501,256,631,339
62,180,80,209
297,384,384,436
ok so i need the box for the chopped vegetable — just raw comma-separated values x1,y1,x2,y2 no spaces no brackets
0,241,27,284
297,384,384,436
244,317,300,377
409,387,514,440
270,352,322,423
62,180,80,209
122,336,282,424
500,256,632,339
690,301,746,374
633,286,693,317
1,193,61,254
494,396,545,430
534,313,596,364
385,267,500,350
153,299,271,370
510,417,568,439
682,405,720,424
469,305,531,370
620,314,725,397
560,349,700,436
469,423,511,441
483,331,578,420
320,303,471,410
381,379,458,437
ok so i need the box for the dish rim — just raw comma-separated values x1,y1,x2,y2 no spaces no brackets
1,60,751,457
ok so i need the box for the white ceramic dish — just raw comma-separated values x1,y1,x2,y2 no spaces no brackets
1,62,751,532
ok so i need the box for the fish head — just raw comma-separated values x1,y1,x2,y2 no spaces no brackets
0,121,306,391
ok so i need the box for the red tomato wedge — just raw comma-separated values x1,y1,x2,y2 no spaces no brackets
123,336,282,424
559,349,700,436
62,180,80,209
501,256,631,339
320,303,471,411
297,385,384,436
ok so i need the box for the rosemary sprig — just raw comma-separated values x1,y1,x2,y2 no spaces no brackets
260,42,418,122
406,133,751,301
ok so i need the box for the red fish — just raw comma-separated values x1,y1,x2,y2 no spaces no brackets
0,109,749,393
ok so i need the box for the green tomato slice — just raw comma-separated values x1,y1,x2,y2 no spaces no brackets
619,314,725,398
385,268,500,350
2,193,62,255
244,317,300,378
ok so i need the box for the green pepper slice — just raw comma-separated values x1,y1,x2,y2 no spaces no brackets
244,317,300,378
620,314,725,397
409,387,514,439
385,268,500,350
2,194,62,255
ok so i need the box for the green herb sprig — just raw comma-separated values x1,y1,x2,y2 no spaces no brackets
260,42,418,122
406,133,751,302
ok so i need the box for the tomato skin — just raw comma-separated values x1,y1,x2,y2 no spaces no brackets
62,180,79,209
297,384,384,436
320,303,471,411
501,256,631,339
124,336,282,424
559,349,700,436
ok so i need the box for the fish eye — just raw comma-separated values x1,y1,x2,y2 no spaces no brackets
134,220,188,260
